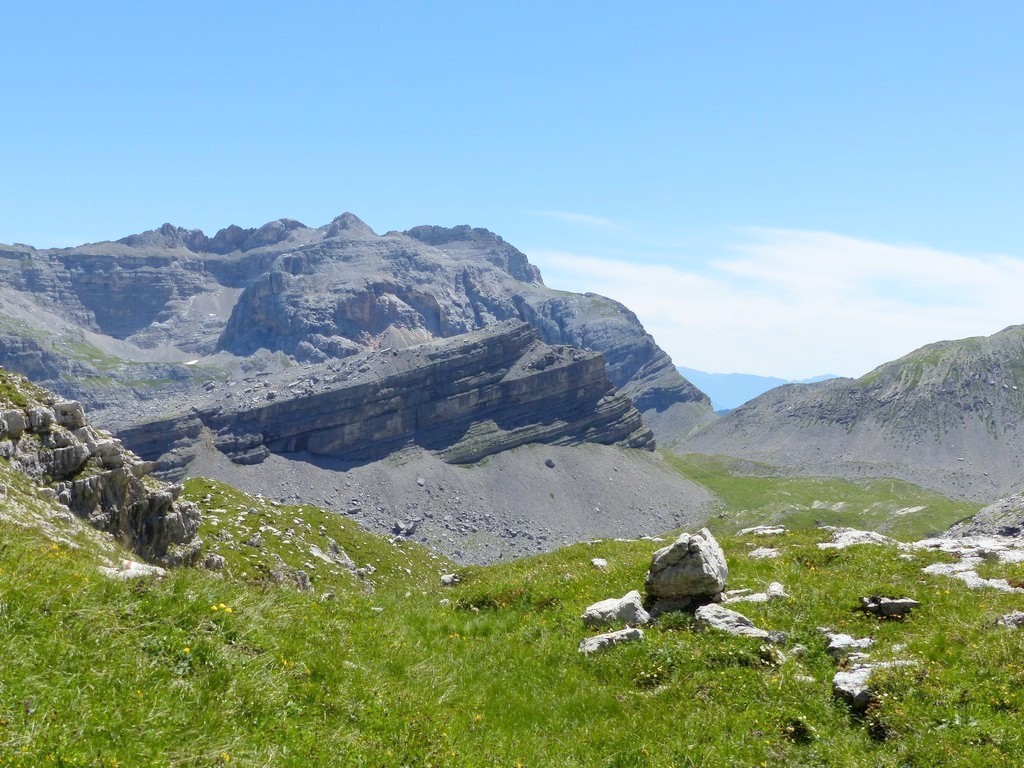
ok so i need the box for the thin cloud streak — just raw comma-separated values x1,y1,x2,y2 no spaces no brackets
530,230,1024,380
530,210,623,229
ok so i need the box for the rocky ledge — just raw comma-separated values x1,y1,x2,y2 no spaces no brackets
115,320,655,476
0,372,201,565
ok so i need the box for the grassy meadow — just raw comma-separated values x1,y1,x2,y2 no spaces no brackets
2,463,1024,766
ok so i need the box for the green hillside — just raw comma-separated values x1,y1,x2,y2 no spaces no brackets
666,453,981,539
3,460,1024,766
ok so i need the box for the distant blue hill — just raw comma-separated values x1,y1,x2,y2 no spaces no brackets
677,366,838,412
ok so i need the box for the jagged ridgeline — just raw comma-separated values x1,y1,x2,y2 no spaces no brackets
0,214,712,443
683,325,1024,502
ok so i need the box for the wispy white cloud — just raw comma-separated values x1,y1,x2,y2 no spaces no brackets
530,230,1024,380
530,210,623,229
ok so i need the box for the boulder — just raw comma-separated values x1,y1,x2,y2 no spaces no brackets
26,406,54,432
578,627,644,655
997,611,1024,628
860,596,921,619
823,631,874,659
832,661,917,711
645,528,728,611
53,400,87,429
99,560,168,580
440,573,461,587
767,582,788,600
818,527,903,550
738,525,787,536
581,590,651,628
694,604,770,639
724,581,789,604
2,409,27,438
749,547,780,559
203,553,227,571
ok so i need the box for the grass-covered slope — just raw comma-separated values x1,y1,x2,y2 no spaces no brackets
681,325,1024,502
667,453,981,540
4,463,1024,766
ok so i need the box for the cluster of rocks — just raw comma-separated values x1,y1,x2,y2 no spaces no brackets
0,384,201,566
578,528,787,653
914,534,1024,592
575,523,965,717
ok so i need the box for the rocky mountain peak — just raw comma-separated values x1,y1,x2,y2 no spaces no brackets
325,212,377,239
116,223,207,251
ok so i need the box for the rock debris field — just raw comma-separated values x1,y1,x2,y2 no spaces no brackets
575,525,1024,715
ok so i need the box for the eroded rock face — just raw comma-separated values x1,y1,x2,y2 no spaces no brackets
948,492,1024,538
116,321,655,475
0,378,201,566
644,528,728,611
0,214,712,447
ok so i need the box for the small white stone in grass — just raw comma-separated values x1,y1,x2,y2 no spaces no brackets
578,627,644,655
591,558,608,570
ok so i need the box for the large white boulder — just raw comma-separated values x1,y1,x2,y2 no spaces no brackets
644,528,728,610
581,590,651,628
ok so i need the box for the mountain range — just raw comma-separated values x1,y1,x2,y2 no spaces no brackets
3,213,1024,529
682,325,1024,501
0,215,718,561
676,366,838,411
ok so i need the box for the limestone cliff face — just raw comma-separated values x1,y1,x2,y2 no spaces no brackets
116,321,655,474
0,214,711,444
0,372,201,565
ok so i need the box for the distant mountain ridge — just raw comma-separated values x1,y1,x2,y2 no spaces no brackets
0,213,713,444
682,325,1024,502
677,366,837,411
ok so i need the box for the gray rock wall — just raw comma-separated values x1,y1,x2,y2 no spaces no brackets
117,321,655,474
0,376,201,566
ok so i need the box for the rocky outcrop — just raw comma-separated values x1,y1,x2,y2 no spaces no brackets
683,325,1024,501
0,370,201,565
0,213,711,444
833,662,917,712
116,321,655,475
947,491,1024,538
694,604,771,639
578,627,645,655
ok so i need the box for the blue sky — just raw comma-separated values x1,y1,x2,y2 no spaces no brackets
3,2,1023,378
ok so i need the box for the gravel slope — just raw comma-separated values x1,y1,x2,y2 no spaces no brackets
186,441,716,564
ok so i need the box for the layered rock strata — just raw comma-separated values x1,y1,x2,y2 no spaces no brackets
0,373,201,565
115,321,655,475
0,214,711,444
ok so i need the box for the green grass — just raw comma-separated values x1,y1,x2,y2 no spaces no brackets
665,453,980,540
4,462,1024,766
0,370,47,409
